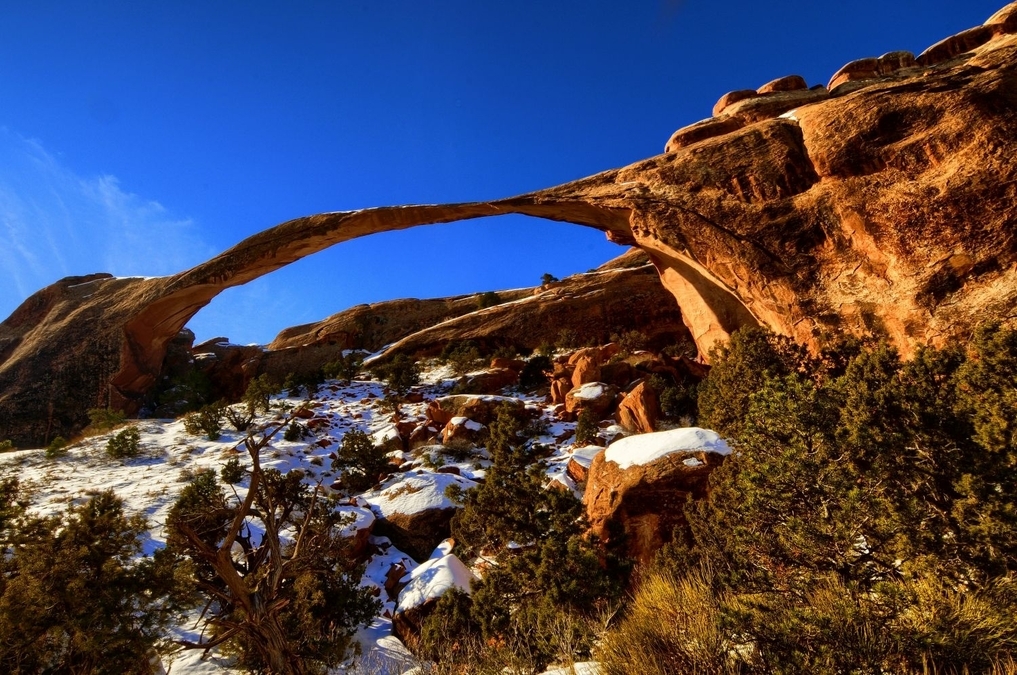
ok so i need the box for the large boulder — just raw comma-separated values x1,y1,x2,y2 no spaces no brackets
616,381,660,434
392,551,477,650
426,395,526,428
584,428,731,564
364,471,477,562
565,382,620,419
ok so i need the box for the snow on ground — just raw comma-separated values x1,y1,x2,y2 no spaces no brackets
604,426,731,470
0,361,675,673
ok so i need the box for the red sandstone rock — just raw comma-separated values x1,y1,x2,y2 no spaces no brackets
757,74,808,94
584,447,725,564
665,115,745,153
571,355,601,389
713,89,758,117
550,377,573,405
565,382,620,418
617,381,660,434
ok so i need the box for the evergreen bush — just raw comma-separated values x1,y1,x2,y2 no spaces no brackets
106,426,141,459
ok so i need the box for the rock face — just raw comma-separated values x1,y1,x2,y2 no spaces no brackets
4,5,1017,445
584,428,731,564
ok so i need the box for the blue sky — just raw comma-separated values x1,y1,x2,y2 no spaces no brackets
0,1,1004,344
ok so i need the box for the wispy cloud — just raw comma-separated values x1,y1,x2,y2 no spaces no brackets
0,127,213,319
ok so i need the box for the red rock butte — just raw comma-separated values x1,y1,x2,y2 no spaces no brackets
3,2,1017,445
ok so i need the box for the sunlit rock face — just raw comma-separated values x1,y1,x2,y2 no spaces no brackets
4,4,1017,445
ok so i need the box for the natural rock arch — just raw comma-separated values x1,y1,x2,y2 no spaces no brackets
4,5,1017,445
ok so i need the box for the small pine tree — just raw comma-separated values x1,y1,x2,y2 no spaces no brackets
541,273,559,286
242,374,279,414
45,436,68,459
372,355,420,398
574,408,599,446
106,426,141,459
332,429,390,493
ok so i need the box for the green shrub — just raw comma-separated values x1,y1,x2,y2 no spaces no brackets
0,440,12,453
371,355,420,398
86,407,126,434
476,291,502,310
165,435,379,672
653,324,1017,673
242,374,279,414
439,340,484,376
331,429,390,493
519,355,552,390
0,487,175,673
283,421,306,442
441,403,621,670
220,456,245,485
224,405,255,432
45,436,68,459
323,351,365,385
541,273,558,286
610,329,648,355
574,408,599,446
106,426,141,459
182,401,226,441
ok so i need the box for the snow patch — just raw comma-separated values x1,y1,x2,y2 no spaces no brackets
570,382,606,400
604,427,730,470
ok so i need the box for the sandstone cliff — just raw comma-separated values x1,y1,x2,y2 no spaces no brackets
3,3,1017,445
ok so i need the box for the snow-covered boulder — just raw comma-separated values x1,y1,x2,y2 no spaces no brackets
565,381,620,419
364,471,477,562
584,427,730,564
392,550,477,650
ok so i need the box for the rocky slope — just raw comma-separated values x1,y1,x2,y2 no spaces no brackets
3,3,1017,444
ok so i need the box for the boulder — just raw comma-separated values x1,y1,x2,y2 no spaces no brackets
441,416,487,445
712,89,758,117
392,552,477,650
600,361,636,388
490,357,525,372
617,381,660,434
550,377,573,405
584,428,731,564
337,502,376,561
426,394,525,427
566,445,605,485
365,471,478,562
757,74,808,94
454,367,518,394
565,382,620,419
571,355,602,389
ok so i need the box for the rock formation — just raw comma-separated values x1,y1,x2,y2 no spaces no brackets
4,3,1017,444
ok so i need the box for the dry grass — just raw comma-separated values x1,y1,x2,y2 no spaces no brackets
596,567,743,675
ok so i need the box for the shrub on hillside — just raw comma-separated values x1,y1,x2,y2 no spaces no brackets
649,324,1017,673
323,351,365,385
425,404,621,670
106,426,141,459
519,354,552,390
86,407,126,434
0,484,175,673
331,429,390,493
371,354,420,398
45,436,68,459
220,456,245,485
476,291,502,310
0,440,12,453
166,429,379,672
242,374,279,414
439,340,483,376
182,400,226,441
574,408,599,446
